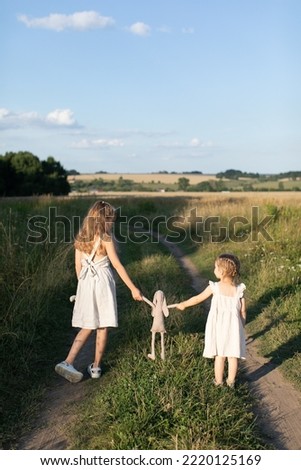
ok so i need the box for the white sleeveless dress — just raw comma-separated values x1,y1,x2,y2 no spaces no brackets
72,254,118,329
203,281,246,359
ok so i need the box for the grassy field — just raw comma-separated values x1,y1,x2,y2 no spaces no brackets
68,173,301,192
68,173,218,184
68,190,301,201
0,193,300,449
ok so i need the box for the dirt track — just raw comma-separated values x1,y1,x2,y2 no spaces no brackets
18,239,301,450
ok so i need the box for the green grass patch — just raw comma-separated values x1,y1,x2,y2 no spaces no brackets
69,334,264,450
2,195,297,449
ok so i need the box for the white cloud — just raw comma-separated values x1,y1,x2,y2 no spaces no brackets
0,108,10,119
71,138,124,149
155,138,214,150
190,138,201,147
128,22,151,36
190,138,213,148
46,109,76,126
0,108,40,128
0,107,78,129
18,11,115,32
117,128,175,139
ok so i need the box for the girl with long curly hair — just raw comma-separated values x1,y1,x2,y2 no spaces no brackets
55,200,143,383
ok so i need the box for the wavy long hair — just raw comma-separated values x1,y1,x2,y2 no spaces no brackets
74,200,116,254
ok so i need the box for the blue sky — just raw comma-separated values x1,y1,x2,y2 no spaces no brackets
1,0,300,174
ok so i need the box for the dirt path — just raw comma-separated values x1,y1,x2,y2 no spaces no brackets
18,240,301,450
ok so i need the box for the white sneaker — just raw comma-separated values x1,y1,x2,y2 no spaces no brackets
55,361,83,383
87,363,102,379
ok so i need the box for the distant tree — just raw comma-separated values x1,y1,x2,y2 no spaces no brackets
217,169,261,179
187,180,228,192
115,176,134,191
67,169,80,175
6,150,42,175
178,177,190,191
0,157,17,196
0,151,70,196
278,182,284,191
42,156,64,176
41,156,70,195
193,181,214,191
4,151,43,195
279,171,301,180
216,169,242,180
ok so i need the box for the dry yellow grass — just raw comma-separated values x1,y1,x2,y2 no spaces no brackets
68,190,301,204
68,173,218,184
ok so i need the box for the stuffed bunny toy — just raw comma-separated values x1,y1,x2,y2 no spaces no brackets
143,290,170,360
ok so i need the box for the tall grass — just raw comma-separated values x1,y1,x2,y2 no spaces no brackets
0,197,107,447
0,199,75,448
177,195,301,392
1,194,299,449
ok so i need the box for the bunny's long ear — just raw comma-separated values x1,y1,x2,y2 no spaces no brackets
162,294,169,317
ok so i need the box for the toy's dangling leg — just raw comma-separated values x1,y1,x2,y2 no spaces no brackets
160,332,165,360
148,332,156,360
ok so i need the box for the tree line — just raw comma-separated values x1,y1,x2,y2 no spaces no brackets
216,169,301,180
0,151,70,196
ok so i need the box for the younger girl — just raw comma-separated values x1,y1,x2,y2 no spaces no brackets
55,200,143,383
175,253,246,387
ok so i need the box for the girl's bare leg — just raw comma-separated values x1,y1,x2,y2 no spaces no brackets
160,332,165,360
227,357,238,385
214,355,226,384
148,332,156,360
65,328,92,365
93,328,108,368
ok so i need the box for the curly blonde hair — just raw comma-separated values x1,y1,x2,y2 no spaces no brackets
74,200,116,254
216,253,241,284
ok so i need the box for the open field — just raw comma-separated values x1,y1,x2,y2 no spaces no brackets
68,173,218,184
68,190,301,204
68,173,301,192
1,193,301,449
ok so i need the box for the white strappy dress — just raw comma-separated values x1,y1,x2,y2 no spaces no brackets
72,251,118,329
203,281,246,359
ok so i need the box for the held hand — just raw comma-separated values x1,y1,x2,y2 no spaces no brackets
176,302,186,311
131,287,143,301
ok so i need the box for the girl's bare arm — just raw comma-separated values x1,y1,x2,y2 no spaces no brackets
240,297,247,326
104,239,143,300
176,285,213,310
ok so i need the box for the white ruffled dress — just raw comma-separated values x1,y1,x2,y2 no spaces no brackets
72,254,118,329
203,281,246,359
